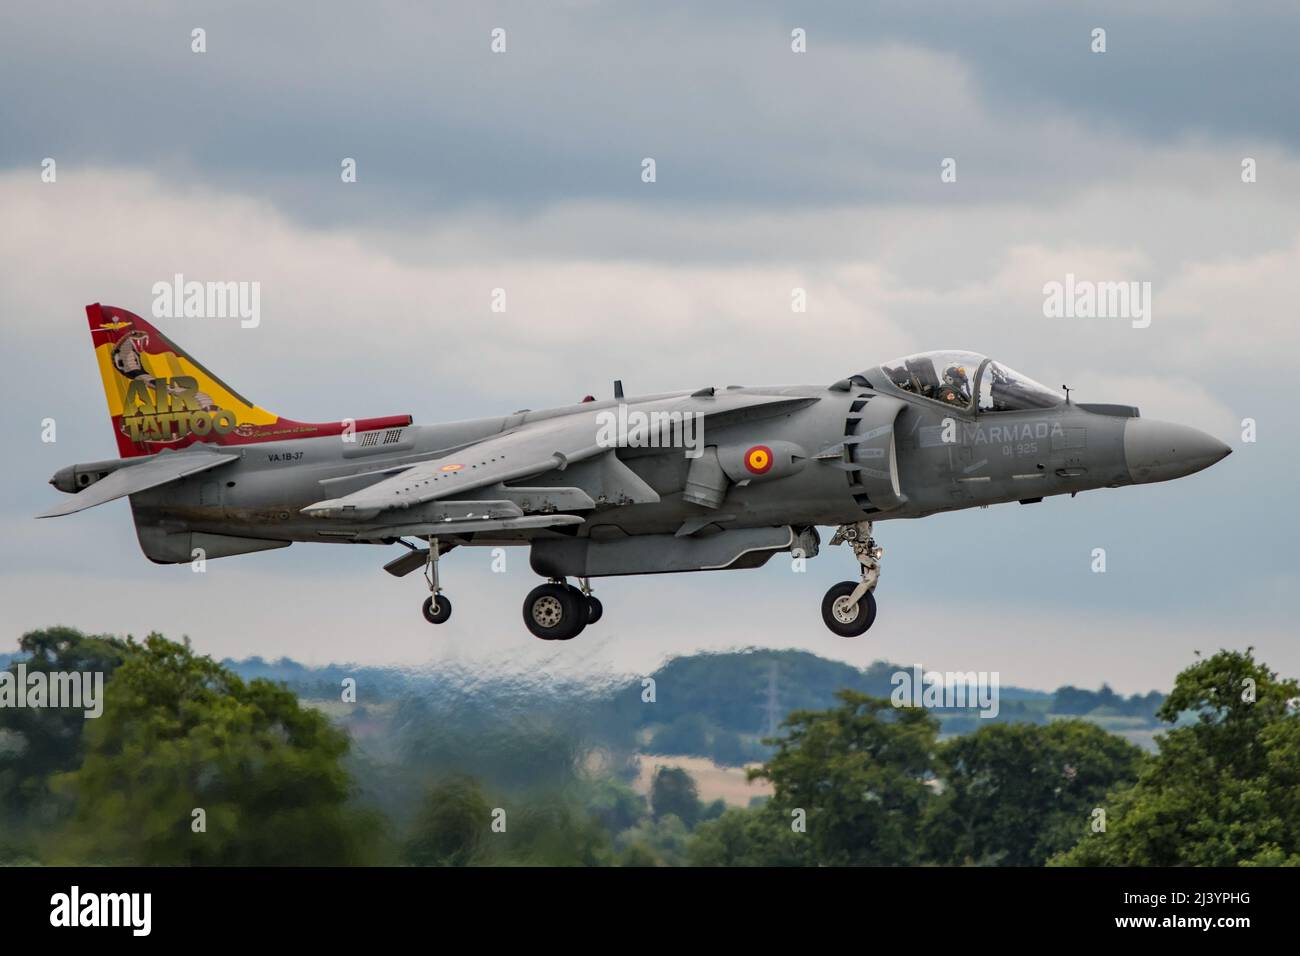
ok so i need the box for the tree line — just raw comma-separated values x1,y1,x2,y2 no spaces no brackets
1,627,1295,866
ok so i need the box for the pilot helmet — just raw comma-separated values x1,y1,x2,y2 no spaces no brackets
943,364,969,386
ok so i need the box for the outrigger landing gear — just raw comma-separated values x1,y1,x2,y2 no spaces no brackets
420,536,452,624
822,520,882,637
523,578,589,641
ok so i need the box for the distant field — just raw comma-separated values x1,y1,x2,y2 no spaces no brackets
633,754,773,807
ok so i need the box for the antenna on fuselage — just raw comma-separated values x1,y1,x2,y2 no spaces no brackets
614,379,624,400
1062,385,1072,404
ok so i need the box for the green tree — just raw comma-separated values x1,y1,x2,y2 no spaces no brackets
710,729,751,767
0,627,130,826
687,806,808,866
750,690,939,866
1053,648,1300,866
650,765,703,828
584,776,647,834
49,633,380,865
616,813,692,865
499,797,612,866
405,776,493,866
924,720,1145,865
700,797,727,823
407,779,615,866
617,841,661,866
648,713,712,756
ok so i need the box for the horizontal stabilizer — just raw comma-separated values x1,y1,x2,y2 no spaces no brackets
38,447,239,518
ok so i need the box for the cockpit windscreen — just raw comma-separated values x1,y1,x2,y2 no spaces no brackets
977,362,1063,412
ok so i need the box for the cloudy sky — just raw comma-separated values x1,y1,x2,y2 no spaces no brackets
1,1,1295,693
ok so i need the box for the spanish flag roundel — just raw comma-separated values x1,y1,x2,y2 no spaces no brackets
744,445,774,475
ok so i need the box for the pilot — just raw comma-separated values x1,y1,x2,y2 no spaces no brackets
941,364,971,405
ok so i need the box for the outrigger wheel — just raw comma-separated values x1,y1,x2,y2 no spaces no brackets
422,594,452,624
524,582,588,641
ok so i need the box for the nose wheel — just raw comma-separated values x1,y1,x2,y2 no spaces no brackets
824,520,883,637
822,582,876,637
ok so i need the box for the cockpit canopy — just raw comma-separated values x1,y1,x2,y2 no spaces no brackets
864,351,1063,412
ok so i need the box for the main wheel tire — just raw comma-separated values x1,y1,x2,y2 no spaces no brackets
524,583,586,641
563,585,592,638
422,594,452,624
586,595,603,624
821,581,876,637
563,585,600,633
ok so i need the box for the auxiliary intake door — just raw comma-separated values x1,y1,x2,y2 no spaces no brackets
839,394,908,514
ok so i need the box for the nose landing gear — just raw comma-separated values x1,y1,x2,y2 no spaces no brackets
823,520,883,637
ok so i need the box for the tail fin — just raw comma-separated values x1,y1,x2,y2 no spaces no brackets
86,304,411,457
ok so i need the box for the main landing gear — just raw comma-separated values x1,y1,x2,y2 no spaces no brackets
822,520,883,637
410,538,602,641
523,577,601,641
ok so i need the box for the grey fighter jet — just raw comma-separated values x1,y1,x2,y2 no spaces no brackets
44,305,1231,641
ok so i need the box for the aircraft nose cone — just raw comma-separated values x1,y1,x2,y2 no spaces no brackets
1124,418,1231,484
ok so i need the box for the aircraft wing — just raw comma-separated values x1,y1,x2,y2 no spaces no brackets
303,391,816,520
302,415,609,519
37,447,240,518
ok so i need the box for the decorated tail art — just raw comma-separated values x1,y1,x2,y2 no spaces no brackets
86,304,411,458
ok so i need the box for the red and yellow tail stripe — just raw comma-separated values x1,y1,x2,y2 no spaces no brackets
86,304,410,458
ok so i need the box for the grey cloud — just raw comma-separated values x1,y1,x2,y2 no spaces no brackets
1,2,1296,687
3,1,1298,228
